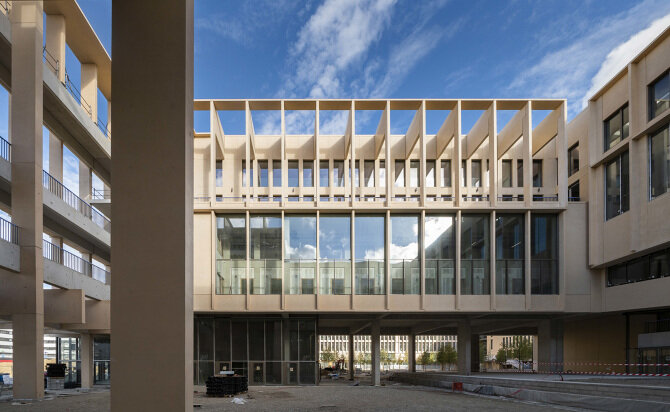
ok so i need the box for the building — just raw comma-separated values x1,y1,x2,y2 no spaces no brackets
319,335,456,365
0,0,669,403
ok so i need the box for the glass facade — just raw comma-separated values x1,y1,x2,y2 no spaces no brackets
395,160,405,187
532,159,542,187
604,104,629,151
273,160,281,187
333,160,344,187
441,160,451,187
649,70,669,120
94,336,111,385
425,215,455,294
608,246,670,286
502,159,512,187
57,337,81,388
471,160,481,187
258,160,269,187
216,160,223,187
303,160,314,187
390,215,420,294
319,215,351,294
288,160,299,187
319,161,329,187
355,216,385,295
605,151,629,220
364,160,374,187
650,125,670,200
531,214,558,294
517,159,523,187
194,317,317,386
568,144,579,176
496,214,524,294
285,215,317,294
426,160,435,187
410,160,419,187
461,214,490,295
216,215,246,294
250,215,282,294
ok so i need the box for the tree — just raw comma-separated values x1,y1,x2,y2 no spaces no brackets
436,344,457,371
321,349,336,365
418,351,432,371
495,347,509,365
380,350,392,371
355,352,366,369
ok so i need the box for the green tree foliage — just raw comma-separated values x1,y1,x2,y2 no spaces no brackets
436,344,457,371
418,351,432,371
380,350,393,371
321,349,337,364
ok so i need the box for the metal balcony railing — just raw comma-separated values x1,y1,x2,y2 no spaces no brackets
0,217,19,245
42,46,59,77
0,135,10,161
43,239,110,283
91,188,111,200
42,170,111,233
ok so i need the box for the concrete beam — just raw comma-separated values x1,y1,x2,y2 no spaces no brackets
374,104,387,158
435,109,456,158
497,109,523,158
44,289,85,324
62,299,109,331
404,107,422,156
463,108,490,159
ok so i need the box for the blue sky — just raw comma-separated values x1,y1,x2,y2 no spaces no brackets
2,0,670,197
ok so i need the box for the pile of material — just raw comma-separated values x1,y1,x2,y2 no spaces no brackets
206,375,248,397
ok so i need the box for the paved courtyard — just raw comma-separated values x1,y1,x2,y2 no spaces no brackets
0,384,579,411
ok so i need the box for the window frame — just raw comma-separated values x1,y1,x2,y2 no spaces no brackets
604,103,629,152
568,143,579,177
648,69,670,121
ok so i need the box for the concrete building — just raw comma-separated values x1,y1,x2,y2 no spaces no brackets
0,0,668,407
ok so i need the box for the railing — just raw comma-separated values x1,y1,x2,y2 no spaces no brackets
64,70,93,117
460,259,490,295
390,259,420,294
645,319,670,334
96,118,111,139
0,1,10,14
355,259,385,295
284,259,316,294
42,46,59,77
42,170,111,233
425,259,455,294
43,239,110,283
568,196,581,202
91,188,111,200
0,135,10,161
532,195,559,202
0,217,19,245
530,258,559,294
495,259,524,294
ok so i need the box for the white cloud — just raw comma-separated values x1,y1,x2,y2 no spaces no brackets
508,0,670,117
582,13,670,108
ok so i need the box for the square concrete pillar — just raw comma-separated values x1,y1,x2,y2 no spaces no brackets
370,320,381,386
8,0,45,401
45,14,65,82
111,1,194,410
49,132,62,181
80,334,94,389
408,334,416,372
79,161,91,200
348,334,354,380
81,64,98,121
457,320,471,375
538,319,564,372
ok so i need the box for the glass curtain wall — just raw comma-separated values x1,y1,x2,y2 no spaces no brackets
303,160,314,187
390,215,420,294
216,215,246,294
57,337,81,388
495,214,524,294
250,215,282,294
461,214,490,294
605,151,629,220
273,160,282,188
424,215,455,294
285,215,317,294
650,126,670,199
319,215,351,294
288,160,299,187
355,215,385,294
93,336,111,384
531,214,559,294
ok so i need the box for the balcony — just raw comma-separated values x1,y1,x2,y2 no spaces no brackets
0,216,19,271
43,239,110,300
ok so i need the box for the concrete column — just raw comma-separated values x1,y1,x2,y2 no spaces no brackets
348,334,354,380
80,334,94,389
81,64,98,121
408,334,416,372
457,320,471,375
522,101,532,207
9,1,44,401
111,1,194,411
106,100,112,134
79,161,91,200
49,132,63,181
538,319,563,373
45,14,65,82
370,320,380,386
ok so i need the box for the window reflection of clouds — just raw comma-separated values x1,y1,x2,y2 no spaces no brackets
319,216,350,260
285,216,316,259
390,216,419,260
424,216,455,260
355,216,384,260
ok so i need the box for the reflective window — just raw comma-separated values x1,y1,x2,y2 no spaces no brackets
320,161,329,187
379,160,386,187
242,160,253,187
353,161,360,187
605,151,629,220
425,215,455,294
390,215,420,294
471,160,481,187
250,215,281,294
426,160,435,187
604,104,629,151
355,216,385,295
272,160,281,187
364,160,375,187
568,144,579,177
568,181,580,201
319,215,351,294
441,160,451,187
502,159,512,187
461,214,490,295
495,214,524,294
650,125,670,200
531,214,558,294
410,160,419,187
216,160,223,187
517,160,523,187
216,215,246,294
258,160,269,187
649,70,669,120
284,215,317,294
303,160,314,187
334,160,344,187
395,160,405,187
533,159,542,187
288,160,299,187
